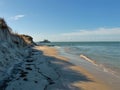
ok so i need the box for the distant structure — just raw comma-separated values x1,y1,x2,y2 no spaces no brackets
40,39,51,43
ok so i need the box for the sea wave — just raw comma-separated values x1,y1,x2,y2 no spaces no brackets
80,54,97,66
80,54,120,78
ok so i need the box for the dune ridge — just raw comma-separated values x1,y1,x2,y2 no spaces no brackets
0,18,35,89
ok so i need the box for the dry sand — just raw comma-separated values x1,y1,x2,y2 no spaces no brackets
35,46,110,90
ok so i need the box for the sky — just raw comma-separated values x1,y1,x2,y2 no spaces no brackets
0,0,120,42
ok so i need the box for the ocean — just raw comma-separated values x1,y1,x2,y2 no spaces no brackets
50,42,120,77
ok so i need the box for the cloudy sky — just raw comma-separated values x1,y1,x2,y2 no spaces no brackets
0,0,120,41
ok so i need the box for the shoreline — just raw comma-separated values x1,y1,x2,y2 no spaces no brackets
80,54,120,78
35,46,110,90
54,46,120,90
4,45,119,90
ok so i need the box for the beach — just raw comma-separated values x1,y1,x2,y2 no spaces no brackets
3,45,111,90
33,46,111,90
36,45,120,90
1,43,120,90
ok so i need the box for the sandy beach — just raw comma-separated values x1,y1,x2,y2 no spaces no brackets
2,45,111,90
33,46,110,90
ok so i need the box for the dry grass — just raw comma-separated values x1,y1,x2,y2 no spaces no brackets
0,18,34,47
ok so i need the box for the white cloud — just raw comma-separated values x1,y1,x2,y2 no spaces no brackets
36,27,120,42
22,27,120,42
62,28,120,36
10,15,25,20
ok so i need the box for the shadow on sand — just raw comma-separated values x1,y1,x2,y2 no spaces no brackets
33,48,93,90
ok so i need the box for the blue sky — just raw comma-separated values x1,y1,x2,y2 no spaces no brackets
0,0,120,41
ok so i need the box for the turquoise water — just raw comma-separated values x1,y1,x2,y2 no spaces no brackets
51,42,120,75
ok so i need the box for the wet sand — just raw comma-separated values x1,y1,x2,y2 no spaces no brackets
36,46,110,90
